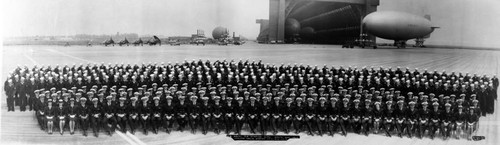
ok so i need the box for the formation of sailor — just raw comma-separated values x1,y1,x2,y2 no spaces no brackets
5,60,497,140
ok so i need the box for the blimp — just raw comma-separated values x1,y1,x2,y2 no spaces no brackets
212,26,229,40
362,11,439,48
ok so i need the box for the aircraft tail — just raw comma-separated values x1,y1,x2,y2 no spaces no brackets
423,14,439,38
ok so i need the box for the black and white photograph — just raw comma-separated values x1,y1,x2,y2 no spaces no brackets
1,0,499,144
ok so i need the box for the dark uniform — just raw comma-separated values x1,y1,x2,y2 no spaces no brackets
440,103,454,138
188,96,201,134
350,99,362,134
90,98,103,137
27,79,38,111
127,97,140,134
223,97,235,134
17,79,28,111
151,97,163,134
418,102,430,138
55,100,67,135
259,97,272,135
372,102,384,134
305,98,317,135
328,98,340,136
35,93,47,130
270,97,283,135
200,97,212,135
466,107,479,140
405,102,418,138
45,99,56,134
67,99,79,135
361,100,373,136
211,96,224,134
339,98,351,136
4,80,16,111
453,105,466,139
291,97,304,134
282,98,294,134
246,97,260,134
316,97,329,136
383,101,395,137
234,97,246,135
394,101,406,137
103,96,117,136
139,97,151,135
115,97,128,133
78,97,90,136
162,96,175,133
429,102,441,139
175,96,189,132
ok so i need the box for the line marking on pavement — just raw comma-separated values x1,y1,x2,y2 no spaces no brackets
126,132,147,145
46,48,97,63
116,130,138,145
23,51,38,65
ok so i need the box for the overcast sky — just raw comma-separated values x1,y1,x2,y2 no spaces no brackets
2,0,269,38
3,0,500,48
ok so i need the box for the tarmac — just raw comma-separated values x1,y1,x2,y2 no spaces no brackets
1,42,499,145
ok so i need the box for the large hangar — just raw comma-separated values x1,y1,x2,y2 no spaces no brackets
257,0,379,44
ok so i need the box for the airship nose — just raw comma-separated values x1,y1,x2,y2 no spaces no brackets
362,13,381,34
362,12,384,30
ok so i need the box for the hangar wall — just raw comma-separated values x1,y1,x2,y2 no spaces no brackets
258,0,379,44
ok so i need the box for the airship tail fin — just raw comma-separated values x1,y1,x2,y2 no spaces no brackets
424,15,431,21
424,15,440,37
